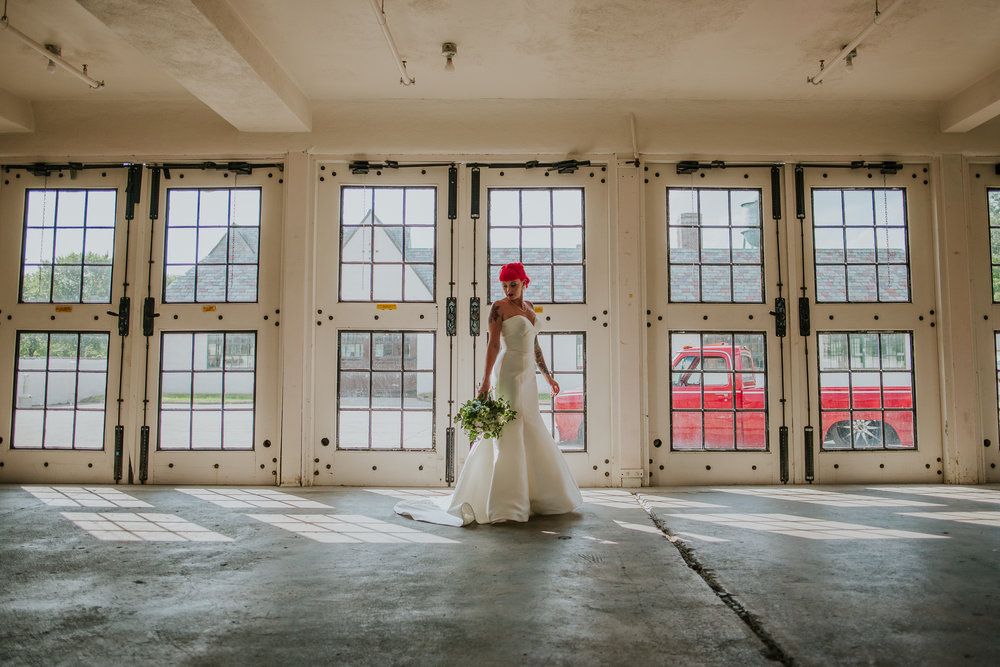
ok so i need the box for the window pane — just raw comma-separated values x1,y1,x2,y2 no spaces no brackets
372,411,402,449
670,265,700,302
341,264,371,301
374,188,403,225
988,189,1000,302
403,412,432,449
537,332,586,451
669,332,767,451
164,188,261,303
553,265,584,302
489,188,584,304
13,332,108,450
342,187,373,226
21,266,53,303
341,186,435,302
337,331,434,451
338,411,370,449
160,411,191,450
21,190,116,304
159,331,255,451
223,411,254,450
814,188,909,303
818,331,915,450
192,411,223,448
405,188,435,226
668,188,763,303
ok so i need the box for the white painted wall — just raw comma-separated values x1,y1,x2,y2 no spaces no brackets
2,100,999,484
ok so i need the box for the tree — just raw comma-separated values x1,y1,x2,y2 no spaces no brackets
21,252,112,303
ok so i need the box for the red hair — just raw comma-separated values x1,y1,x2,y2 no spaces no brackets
498,262,530,286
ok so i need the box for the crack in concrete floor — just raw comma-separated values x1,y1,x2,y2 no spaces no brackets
634,491,795,666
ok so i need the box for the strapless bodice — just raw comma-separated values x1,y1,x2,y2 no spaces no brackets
500,315,538,353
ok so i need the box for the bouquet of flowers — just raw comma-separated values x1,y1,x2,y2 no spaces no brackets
456,395,517,443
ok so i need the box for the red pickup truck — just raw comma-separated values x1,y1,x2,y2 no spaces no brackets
553,344,915,449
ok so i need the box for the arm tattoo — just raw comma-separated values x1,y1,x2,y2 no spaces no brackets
534,339,550,377
489,303,502,324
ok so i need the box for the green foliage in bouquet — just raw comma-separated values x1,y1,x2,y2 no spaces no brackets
456,395,517,442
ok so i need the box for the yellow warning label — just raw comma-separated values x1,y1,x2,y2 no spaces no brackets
534,306,543,313
202,305,217,312
376,304,397,310
55,306,73,313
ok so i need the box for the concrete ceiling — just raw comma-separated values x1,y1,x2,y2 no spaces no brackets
0,0,999,134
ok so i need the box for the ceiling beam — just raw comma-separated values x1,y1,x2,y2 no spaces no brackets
940,66,1000,134
76,0,311,133
0,87,34,132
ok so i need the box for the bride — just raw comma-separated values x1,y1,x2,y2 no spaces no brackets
394,262,583,525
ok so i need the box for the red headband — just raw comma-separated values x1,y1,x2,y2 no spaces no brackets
498,262,530,286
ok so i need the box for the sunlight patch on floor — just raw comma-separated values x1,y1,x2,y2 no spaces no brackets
717,488,942,507
23,486,152,508
899,511,1000,528
61,512,233,542
364,488,452,501
177,488,331,509
872,487,1000,505
667,512,948,540
248,513,459,544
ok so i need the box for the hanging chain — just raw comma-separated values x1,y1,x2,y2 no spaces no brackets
881,171,892,292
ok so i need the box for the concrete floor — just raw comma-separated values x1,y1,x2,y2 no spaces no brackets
1,484,998,666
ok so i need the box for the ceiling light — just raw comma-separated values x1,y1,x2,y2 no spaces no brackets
807,0,902,85
0,16,104,89
442,42,457,72
45,44,59,74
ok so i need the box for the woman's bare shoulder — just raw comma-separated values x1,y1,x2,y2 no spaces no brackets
488,299,508,322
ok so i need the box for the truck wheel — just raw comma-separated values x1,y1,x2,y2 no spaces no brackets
824,420,893,449
823,422,853,449
852,419,886,448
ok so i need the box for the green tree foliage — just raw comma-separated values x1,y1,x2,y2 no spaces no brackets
21,252,112,303
18,333,108,362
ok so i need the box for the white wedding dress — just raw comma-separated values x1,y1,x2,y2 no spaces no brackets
394,315,583,525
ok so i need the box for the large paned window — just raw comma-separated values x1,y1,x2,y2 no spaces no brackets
12,332,109,449
337,331,434,450
488,188,585,304
158,332,256,450
536,332,586,451
817,332,915,450
812,188,909,302
667,188,763,303
989,188,1000,301
669,332,767,451
163,188,261,303
20,189,116,304
339,186,436,302
995,333,1000,434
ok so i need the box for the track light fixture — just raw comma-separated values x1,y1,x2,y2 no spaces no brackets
0,13,104,89
441,42,457,72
